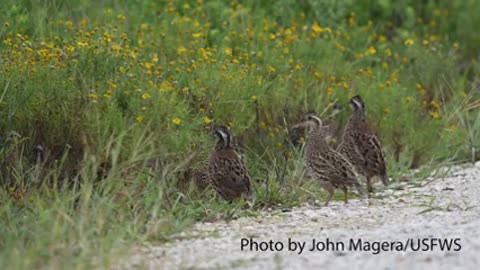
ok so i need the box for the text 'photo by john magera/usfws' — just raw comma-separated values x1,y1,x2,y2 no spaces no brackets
1,1,479,269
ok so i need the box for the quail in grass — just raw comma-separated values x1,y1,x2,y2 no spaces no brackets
208,125,254,202
293,113,363,206
288,103,343,148
337,95,389,193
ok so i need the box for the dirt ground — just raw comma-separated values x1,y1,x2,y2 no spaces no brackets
122,162,480,270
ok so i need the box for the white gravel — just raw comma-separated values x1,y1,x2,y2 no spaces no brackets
122,162,480,270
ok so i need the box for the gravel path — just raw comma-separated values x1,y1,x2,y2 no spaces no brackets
124,163,480,270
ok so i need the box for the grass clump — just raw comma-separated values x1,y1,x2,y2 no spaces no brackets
0,0,479,268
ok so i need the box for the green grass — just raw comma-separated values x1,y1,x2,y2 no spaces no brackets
1,0,479,269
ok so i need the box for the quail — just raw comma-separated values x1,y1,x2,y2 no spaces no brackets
337,95,389,193
288,102,343,148
293,113,363,206
208,125,253,202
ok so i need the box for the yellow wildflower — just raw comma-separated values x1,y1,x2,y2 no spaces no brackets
404,38,414,46
251,95,257,101
136,115,144,123
144,62,154,69
311,22,323,34
326,87,333,96
384,48,392,56
377,35,387,43
77,41,88,47
177,46,187,54
109,81,117,89
142,93,151,100
172,117,182,125
103,90,112,99
203,117,212,124
365,45,376,55
429,111,440,119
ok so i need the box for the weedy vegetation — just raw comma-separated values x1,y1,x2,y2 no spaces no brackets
0,0,479,268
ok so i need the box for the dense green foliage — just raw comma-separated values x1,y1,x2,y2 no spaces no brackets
1,0,479,268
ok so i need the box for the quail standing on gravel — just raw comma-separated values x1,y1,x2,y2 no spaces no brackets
337,95,389,193
208,125,254,202
293,113,363,206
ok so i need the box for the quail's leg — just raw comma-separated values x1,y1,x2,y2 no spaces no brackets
342,186,348,204
323,183,335,206
366,176,374,193
325,191,334,206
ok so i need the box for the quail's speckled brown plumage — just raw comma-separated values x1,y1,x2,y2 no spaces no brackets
208,125,253,201
294,113,363,206
192,169,210,190
337,95,389,193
